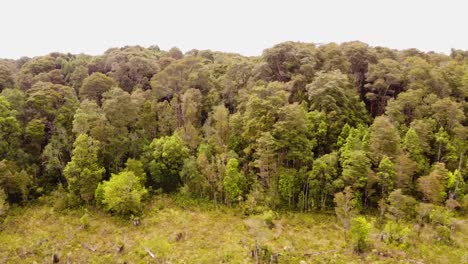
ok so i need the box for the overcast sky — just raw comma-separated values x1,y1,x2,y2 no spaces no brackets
1,0,467,59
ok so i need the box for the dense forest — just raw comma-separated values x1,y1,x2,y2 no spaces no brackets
0,42,467,260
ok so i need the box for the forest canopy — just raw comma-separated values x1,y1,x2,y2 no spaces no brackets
0,42,466,218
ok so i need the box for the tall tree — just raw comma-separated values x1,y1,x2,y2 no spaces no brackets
146,133,189,192
63,134,105,203
79,73,117,104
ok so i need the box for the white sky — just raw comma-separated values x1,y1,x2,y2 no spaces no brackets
1,0,467,59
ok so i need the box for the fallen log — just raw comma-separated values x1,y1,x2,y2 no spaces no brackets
82,243,97,252
143,247,155,258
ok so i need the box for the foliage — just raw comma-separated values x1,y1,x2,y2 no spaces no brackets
350,216,371,253
0,43,465,249
383,220,411,247
223,158,246,204
334,187,357,241
97,171,148,216
63,134,105,204
146,133,189,192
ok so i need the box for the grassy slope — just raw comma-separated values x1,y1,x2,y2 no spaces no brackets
0,196,467,263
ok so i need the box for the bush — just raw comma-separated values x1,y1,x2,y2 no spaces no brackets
386,189,417,221
80,210,90,229
429,206,453,226
261,210,276,229
383,220,411,247
435,225,452,244
350,216,371,253
242,185,270,215
96,171,148,217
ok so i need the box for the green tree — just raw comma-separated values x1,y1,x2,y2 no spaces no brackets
341,150,371,190
146,133,189,192
385,189,417,222
273,103,312,167
417,163,448,204
0,160,31,203
369,116,400,164
0,96,21,161
80,72,117,104
403,128,429,174
277,167,302,208
307,70,369,144
97,171,147,216
350,216,371,253
180,156,208,198
309,152,339,209
0,64,14,91
223,158,246,205
364,58,404,116
377,156,396,197
124,158,146,185
63,134,105,203
334,187,357,241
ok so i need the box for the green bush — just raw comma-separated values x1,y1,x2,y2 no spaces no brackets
383,220,411,247
350,216,371,253
80,210,90,229
429,206,453,226
435,225,452,244
96,171,148,216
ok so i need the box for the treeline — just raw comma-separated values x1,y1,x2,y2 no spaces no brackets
0,42,466,218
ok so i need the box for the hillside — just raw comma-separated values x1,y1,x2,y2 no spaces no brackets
1,196,467,263
0,42,467,263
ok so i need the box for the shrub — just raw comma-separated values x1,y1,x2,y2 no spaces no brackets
334,187,357,241
386,189,417,221
383,220,411,247
435,225,452,244
429,206,453,226
96,171,148,216
350,216,371,253
80,210,90,229
261,210,276,229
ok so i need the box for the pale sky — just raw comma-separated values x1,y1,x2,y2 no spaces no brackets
1,0,467,59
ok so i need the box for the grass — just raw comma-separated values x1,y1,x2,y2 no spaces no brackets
0,196,467,263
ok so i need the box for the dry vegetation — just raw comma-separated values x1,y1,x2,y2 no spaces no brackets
0,196,467,263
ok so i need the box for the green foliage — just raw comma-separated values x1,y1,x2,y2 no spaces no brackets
0,96,21,161
80,72,117,103
383,220,411,247
0,160,31,203
386,189,417,222
435,225,452,244
0,43,466,249
417,163,448,204
403,128,429,174
63,134,105,204
309,152,339,209
377,156,396,196
369,116,400,164
97,171,148,216
0,64,14,91
124,158,146,185
146,133,189,192
223,158,246,204
80,210,90,229
334,187,357,241
277,167,300,207
350,216,371,253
